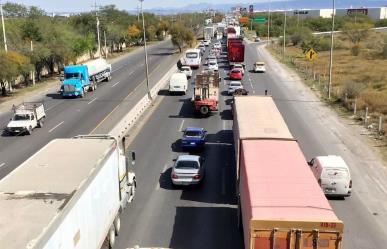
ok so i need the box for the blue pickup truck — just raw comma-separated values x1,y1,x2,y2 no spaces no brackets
181,127,207,150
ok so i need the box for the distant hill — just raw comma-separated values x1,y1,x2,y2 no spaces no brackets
146,0,387,14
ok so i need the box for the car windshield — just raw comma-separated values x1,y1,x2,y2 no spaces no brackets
13,114,30,121
175,160,199,169
65,72,81,79
210,62,216,66
181,68,190,71
185,130,202,137
231,70,240,74
186,52,198,58
230,82,241,87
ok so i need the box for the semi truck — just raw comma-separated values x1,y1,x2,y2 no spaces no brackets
204,26,214,41
5,102,46,135
62,58,112,98
233,96,344,249
0,135,136,249
227,38,245,68
192,70,220,116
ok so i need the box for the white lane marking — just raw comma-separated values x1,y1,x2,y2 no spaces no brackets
111,81,120,88
222,119,226,130
128,71,134,76
112,66,123,73
221,168,226,195
179,119,185,131
88,97,98,105
48,121,64,133
156,163,169,191
253,90,256,94
0,163,5,168
372,176,387,195
45,101,62,111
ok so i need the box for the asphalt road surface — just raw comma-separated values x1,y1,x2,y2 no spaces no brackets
113,39,387,249
0,40,181,179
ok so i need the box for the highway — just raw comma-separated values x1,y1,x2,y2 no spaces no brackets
112,39,387,249
0,40,181,179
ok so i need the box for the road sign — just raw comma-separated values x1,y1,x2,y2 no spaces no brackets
305,48,318,61
252,17,266,23
239,17,249,24
249,5,254,14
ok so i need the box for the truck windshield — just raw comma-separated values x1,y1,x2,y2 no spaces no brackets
13,114,30,121
175,160,199,169
65,73,81,79
186,52,198,59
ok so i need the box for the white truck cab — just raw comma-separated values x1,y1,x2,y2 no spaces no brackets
6,102,46,135
308,155,352,198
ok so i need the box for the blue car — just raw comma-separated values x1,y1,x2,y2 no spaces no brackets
181,127,207,149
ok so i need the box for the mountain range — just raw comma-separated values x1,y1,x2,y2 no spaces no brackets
146,0,387,14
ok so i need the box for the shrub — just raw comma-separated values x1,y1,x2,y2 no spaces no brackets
341,81,366,99
351,44,361,56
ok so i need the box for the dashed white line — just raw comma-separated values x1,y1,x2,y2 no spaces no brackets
128,71,134,76
0,163,5,168
156,163,169,191
111,81,120,88
45,101,62,111
88,97,98,105
112,66,123,73
372,176,387,195
179,119,185,131
48,121,64,133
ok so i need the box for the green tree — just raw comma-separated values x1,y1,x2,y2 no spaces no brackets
170,24,195,53
342,22,374,56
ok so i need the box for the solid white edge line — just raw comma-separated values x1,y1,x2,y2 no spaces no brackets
48,121,64,133
111,81,121,87
87,97,98,105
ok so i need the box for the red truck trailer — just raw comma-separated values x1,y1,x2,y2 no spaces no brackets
227,38,245,68
233,96,344,249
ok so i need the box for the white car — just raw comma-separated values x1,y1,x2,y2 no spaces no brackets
213,42,221,49
228,81,243,95
203,40,211,46
232,64,245,75
208,61,218,71
254,62,266,73
180,66,192,78
171,155,205,186
207,55,217,64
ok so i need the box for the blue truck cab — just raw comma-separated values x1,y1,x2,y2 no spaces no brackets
62,65,90,98
181,127,207,150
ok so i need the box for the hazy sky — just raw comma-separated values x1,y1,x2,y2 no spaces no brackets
5,0,262,12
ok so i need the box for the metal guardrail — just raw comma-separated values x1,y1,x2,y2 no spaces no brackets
312,26,387,36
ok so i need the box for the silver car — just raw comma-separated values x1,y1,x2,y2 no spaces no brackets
228,81,243,95
171,155,205,186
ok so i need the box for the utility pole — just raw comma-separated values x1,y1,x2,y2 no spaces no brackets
283,10,287,60
140,0,152,100
267,0,271,45
328,0,335,100
1,3,7,52
104,30,107,59
92,1,101,58
137,4,140,22
31,40,35,85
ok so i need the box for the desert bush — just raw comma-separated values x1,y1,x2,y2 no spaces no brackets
351,44,361,56
342,81,366,99
359,90,387,114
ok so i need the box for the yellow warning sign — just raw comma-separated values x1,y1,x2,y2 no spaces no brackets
305,48,318,61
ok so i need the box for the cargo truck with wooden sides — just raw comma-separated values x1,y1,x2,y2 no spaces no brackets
192,70,220,116
0,135,136,249
233,96,344,249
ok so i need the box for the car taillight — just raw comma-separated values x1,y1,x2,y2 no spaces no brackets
349,180,352,188
172,173,178,179
193,174,201,180
318,179,321,186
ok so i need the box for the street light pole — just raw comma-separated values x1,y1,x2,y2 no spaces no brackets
31,40,35,85
283,10,287,60
140,0,152,100
328,0,335,100
1,3,8,52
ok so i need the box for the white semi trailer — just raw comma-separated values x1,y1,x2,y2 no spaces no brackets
0,135,136,249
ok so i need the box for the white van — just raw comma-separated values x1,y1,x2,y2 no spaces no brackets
169,73,188,95
308,155,352,198
184,49,201,69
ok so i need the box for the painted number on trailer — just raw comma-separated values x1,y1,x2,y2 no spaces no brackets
320,222,337,228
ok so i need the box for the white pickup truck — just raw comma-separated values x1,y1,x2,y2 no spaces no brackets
6,102,46,135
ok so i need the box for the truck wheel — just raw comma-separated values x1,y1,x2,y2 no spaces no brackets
27,126,33,135
108,225,116,249
38,119,44,128
114,216,121,236
199,105,209,116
